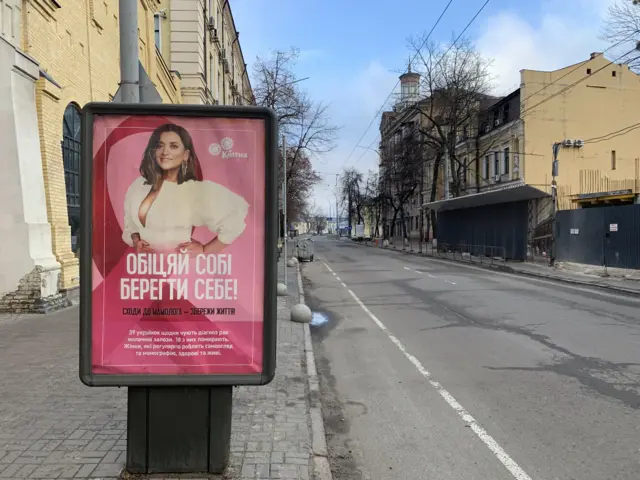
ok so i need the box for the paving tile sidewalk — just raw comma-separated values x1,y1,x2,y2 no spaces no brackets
348,238,640,295
0,260,314,480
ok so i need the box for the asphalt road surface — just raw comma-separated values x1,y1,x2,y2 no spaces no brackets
301,236,640,480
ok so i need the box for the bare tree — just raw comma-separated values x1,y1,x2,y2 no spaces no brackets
340,168,366,234
253,48,339,231
252,47,305,133
409,36,495,193
380,127,424,239
363,172,384,238
279,148,321,227
601,0,640,72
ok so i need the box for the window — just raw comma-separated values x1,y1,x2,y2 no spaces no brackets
503,147,510,174
494,152,500,176
62,104,82,252
502,103,510,123
154,14,161,50
586,68,592,74
484,156,490,179
611,150,616,170
210,54,216,101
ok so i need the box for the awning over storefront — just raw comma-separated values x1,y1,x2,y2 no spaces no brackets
571,189,636,206
423,181,550,212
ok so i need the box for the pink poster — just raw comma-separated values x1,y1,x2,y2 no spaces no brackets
90,114,266,376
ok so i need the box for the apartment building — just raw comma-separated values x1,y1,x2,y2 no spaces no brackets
156,0,254,106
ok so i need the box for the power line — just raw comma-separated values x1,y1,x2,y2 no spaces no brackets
340,0,457,169
350,0,492,168
517,31,638,108
584,122,640,144
519,49,639,121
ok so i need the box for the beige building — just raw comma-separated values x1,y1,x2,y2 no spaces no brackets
456,52,640,208
0,0,253,312
428,52,640,259
156,0,254,106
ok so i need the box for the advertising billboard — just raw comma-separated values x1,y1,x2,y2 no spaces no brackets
79,103,278,387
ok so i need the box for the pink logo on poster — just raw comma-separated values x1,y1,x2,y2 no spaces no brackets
90,114,266,375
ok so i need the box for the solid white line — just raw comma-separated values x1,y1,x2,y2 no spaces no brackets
346,288,533,480
445,280,457,285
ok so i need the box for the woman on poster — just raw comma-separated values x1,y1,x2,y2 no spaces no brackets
121,123,249,254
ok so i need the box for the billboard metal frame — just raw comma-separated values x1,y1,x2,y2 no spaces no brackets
79,102,279,387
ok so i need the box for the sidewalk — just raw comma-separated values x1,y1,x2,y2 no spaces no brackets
346,238,640,295
0,259,320,480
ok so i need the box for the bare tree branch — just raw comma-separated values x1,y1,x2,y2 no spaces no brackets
600,1,640,71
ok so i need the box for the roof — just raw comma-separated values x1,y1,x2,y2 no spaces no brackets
423,181,550,212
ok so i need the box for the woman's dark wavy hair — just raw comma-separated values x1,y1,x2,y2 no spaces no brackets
140,123,201,189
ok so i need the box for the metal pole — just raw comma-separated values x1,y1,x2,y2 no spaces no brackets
118,0,140,103
282,135,287,284
335,174,339,237
443,131,450,200
550,142,560,267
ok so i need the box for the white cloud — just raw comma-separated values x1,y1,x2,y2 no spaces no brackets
476,2,615,95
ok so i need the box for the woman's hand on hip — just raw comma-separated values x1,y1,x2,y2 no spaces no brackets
133,237,154,253
177,240,204,256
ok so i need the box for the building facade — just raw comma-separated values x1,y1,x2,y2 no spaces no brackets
379,70,434,241
156,0,254,106
0,0,252,312
430,52,640,260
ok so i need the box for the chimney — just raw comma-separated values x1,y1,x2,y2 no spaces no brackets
590,52,602,60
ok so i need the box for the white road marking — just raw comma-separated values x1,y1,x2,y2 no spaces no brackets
341,282,347,287
324,263,335,274
344,286,533,480
404,267,411,271
445,280,457,285
427,273,436,278
336,276,341,281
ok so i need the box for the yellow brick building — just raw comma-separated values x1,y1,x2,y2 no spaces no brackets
0,0,252,311
19,0,182,293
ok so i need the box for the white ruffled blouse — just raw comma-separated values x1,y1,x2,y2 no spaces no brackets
122,177,249,250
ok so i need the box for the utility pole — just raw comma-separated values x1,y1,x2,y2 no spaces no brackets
550,142,560,267
118,0,139,102
443,127,451,200
282,134,287,284
335,174,339,237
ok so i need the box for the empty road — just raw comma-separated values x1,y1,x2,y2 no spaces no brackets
302,237,640,480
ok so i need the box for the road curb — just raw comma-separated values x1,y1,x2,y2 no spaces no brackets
297,262,333,480
348,240,639,297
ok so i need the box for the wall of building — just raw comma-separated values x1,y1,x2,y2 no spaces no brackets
521,54,640,210
164,0,253,106
22,0,181,290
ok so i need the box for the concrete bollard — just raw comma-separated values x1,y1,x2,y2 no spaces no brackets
290,303,312,323
286,259,296,267
276,282,287,296
382,239,389,248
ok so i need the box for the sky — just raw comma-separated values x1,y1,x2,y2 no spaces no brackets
231,0,619,217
